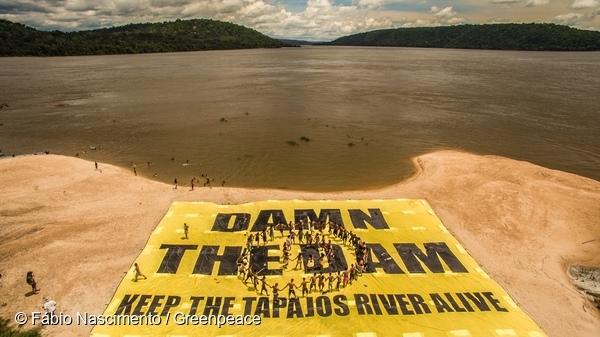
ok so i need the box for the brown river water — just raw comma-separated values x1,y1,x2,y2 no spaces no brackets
0,46,598,191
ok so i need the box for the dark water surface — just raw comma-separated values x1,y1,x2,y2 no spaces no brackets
0,47,598,191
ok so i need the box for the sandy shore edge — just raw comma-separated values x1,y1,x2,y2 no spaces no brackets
0,151,599,336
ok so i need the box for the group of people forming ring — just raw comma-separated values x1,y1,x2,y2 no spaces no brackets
236,220,371,302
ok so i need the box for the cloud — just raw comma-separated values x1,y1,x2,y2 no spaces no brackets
487,18,514,23
270,0,393,39
400,19,436,27
571,0,600,9
524,0,549,7
447,17,466,24
552,12,585,25
0,0,57,14
489,0,522,4
429,6,466,24
357,0,386,8
0,0,398,39
1,0,596,40
430,6,456,20
64,0,101,12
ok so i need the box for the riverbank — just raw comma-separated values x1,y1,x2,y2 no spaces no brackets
0,151,598,336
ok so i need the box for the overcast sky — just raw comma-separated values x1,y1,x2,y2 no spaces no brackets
1,0,599,40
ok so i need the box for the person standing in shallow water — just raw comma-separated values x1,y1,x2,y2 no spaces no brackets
174,178,178,189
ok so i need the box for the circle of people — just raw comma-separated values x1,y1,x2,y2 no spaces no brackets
236,220,370,302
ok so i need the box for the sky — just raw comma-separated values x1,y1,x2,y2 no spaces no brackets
0,0,599,40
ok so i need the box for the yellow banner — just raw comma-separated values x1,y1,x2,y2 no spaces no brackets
91,199,547,337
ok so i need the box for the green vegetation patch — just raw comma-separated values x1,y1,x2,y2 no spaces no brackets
0,317,41,337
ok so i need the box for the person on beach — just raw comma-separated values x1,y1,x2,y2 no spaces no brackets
284,279,298,299
133,167,137,176
271,283,281,302
174,178,178,189
191,178,194,191
309,273,317,293
260,276,270,296
327,273,334,292
94,161,98,170
335,272,342,291
282,251,291,269
244,266,255,284
292,252,304,270
318,272,325,292
306,255,315,271
43,297,57,320
300,277,309,297
343,268,350,287
184,223,189,239
251,268,264,291
133,263,147,281
26,271,39,293
237,258,247,276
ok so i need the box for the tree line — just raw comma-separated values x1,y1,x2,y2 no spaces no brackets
0,19,288,56
322,23,600,51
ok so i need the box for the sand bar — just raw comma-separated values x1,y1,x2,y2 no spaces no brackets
0,151,598,336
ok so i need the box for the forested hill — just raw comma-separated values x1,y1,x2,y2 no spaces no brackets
324,23,600,51
0,19,287,56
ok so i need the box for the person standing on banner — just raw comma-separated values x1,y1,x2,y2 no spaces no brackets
260,276,270,296
270,283,281,302
309,273,317,293
269,225,275,242
251,268,264,292
133,263,147,282
283,279,298,299
318,272,325,292
292,252,304,270
300,277,309,297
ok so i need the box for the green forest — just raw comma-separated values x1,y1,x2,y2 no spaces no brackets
2,19,599,55
0,19,287,56
324,23,600,51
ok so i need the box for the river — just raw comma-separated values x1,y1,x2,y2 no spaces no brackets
0,46,598,190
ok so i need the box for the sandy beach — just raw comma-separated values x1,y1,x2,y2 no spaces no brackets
0,151,598,336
